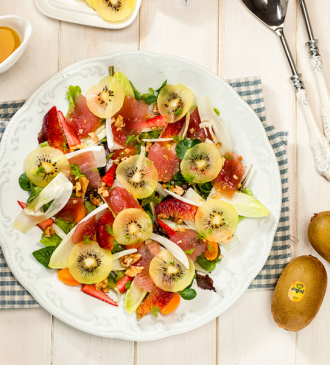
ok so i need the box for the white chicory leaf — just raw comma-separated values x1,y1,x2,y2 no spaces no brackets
13,173,72,233
197,96,232,154
208,188,270,218
82,123,107,148
124,280,147,315
150,233,189,269
49,203,108,269
156,184,203,208
51,223,67,240
220,234,241,251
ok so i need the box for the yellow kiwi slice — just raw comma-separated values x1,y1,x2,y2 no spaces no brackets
68,241,113,284
195,200,238,243
25,146,70,188
85,0,95,8
93,0,135,22
181,143,223,184
116,155,158,199
113,208,153,245
86,76,125,119
149,250,195,292
157,84,194,123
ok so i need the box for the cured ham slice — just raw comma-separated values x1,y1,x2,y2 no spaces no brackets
68,151,102,189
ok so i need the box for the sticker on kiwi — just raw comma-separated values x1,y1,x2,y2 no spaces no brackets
288,281,306,302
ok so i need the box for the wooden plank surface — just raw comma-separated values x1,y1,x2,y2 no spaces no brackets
1,0,330,364
295,1,330,364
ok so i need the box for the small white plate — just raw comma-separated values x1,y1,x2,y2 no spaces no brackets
0,15,32,74
35,0,141,29
0,51,281,341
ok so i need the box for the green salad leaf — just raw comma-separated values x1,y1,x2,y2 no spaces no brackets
176,139,201,160
70,164,85,180
196,253,222,272
40,233,62,247
19,173,31,191
242,187,253,197
66,85,81,112
129,80,167,104
111,241,124,254
32,246,58,268
54,218,76,234
84,200,96,215
178,288,197,300
139,191,162,207
40,141,50,147
195,182,213,200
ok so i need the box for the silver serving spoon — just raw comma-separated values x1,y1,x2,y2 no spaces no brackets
241,0,330,180
298,0,330,143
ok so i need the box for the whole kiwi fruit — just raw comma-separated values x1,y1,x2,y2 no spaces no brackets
271,255,327,332
308,212,330,263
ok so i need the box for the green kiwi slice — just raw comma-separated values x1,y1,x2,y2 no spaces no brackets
68,241,113,284
181,143,223,184
195,200,238,243
157,84,194,123
113,208,153,245
149,250,195,292
25,146,70,188
116,155,158,199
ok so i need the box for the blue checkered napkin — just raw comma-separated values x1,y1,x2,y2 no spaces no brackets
0,77,291,309
227,77,291,290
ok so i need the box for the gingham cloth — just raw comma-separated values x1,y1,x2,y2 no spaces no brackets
0,77,291,309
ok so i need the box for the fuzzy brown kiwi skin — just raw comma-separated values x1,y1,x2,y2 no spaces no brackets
308,212,330,263
271,255,327,332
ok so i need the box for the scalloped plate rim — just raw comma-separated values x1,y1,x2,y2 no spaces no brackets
0,50,281,341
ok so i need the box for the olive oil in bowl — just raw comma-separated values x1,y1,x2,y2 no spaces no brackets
0,26,21,63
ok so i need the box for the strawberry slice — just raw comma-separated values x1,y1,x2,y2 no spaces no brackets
17,201,54,231
102,164,117,188
81,284,118,306
57,110,80,148
116,275,132,293
146,115,167,128
40,106,68,153
155,198,198,221
157,219,176,238
96,210,115,251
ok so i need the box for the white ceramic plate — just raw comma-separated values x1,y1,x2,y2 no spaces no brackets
35,0,141,29
0,51,281,341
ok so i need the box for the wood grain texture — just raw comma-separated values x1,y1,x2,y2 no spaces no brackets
136,320,216,365
295,1,330,364
217,291,296,365
52,318,134,365
0,309,51,365
0,1,59,101
2,0,330,363
59,18,139,70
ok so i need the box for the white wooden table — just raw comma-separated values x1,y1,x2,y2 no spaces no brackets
1,1,330,364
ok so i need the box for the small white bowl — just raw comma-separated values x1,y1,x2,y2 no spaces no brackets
0,15,32,74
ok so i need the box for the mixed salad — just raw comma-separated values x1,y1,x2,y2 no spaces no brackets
13,69,270,319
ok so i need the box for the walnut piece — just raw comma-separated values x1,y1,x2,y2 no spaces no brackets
98,182,110,197
88,132,98,143
145,142,152,153
95,278,109,293
44,226,55,237
74,176,89,198
168,185,184,196
90,195,103,206
119,253,141,268
125,266,144,277
113,115,125,129
157,213,169,219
